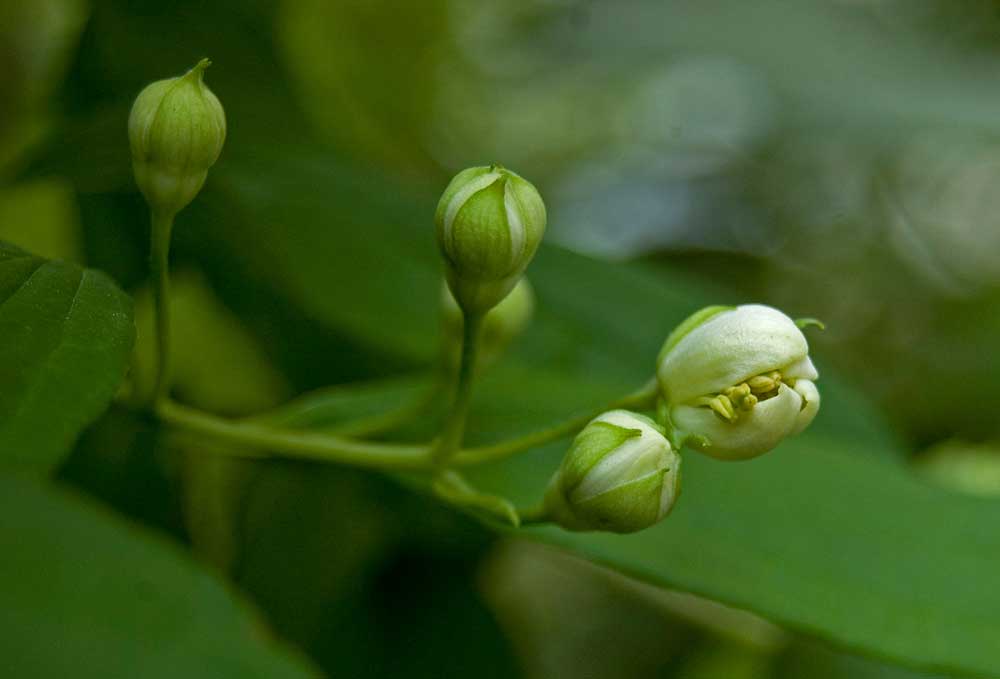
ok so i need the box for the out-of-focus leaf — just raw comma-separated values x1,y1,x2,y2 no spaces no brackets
0,240,133,473
0,0,88,177
776,639,948,679
132,270,289,414
481,540,700,679
209,459,517,679
0,474,317,678
0,179,83,262
275,0,450,176
254,376,431,430
189,151,442,364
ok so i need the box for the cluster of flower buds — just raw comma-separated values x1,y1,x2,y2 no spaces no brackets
542,304,820,533
428,163,820,534
127,56,822,537
129,59,226,217
435,165,546,314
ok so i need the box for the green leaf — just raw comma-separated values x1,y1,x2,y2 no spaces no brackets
0,474,317,678
463,363,997,678
0,240,134,473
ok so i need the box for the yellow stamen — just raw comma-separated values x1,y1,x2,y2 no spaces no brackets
710,395,736,421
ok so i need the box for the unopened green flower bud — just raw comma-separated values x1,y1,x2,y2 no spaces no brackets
435,165,546,313
129,58,226,217
544,410,681,534
657,304,820,461
441,277,535,373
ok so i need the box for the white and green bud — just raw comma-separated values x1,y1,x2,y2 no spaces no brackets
441,277,535,373
435,165,546,314
657,304,820,461
128,58,226,217
544,410,681,534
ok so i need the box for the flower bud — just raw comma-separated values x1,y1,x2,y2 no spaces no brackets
544,410,681,534
435,165,546,313
129,59,226,216
657,304,820,460
441,277,535,373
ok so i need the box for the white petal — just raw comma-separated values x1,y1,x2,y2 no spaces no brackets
572,410,672,503
789,379,820,435
503,180,526,269
657,461,681,520
672,383,802,460
442,171,502,244
784,355,819,381
659,304,810,405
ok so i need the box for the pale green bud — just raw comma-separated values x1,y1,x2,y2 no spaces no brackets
544,410,681,534
441,277,535,373
657,304,820,461
128,59,226,217
435,165,546,313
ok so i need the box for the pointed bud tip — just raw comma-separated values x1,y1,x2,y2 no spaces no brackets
184,58,212,83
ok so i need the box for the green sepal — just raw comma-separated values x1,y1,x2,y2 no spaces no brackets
571,470,667,534
559,421,642,490
796,317,826,331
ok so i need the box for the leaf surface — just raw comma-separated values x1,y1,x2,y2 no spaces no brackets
0,474,317,678
0,241,134,472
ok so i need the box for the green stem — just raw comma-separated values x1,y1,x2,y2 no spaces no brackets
432,311,483,465
453,378,659,466
149,210,176,405
154,380,658,472
157,399,430,470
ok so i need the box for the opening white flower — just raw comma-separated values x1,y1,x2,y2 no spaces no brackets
657,304,820,460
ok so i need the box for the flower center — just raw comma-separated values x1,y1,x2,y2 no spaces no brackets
693,370,785,422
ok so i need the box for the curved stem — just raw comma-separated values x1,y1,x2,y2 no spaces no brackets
154,380,659,473
432,311,483,465
149,210,176,405
157,399,430,470
454,378,659,466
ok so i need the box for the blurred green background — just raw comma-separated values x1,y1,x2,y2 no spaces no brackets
4,0,1000,677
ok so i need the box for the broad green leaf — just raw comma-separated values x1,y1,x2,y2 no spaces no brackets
0,474,317,678
192,147,1000,674
462,362,997,678
778,639,947,679
0,240,134,473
